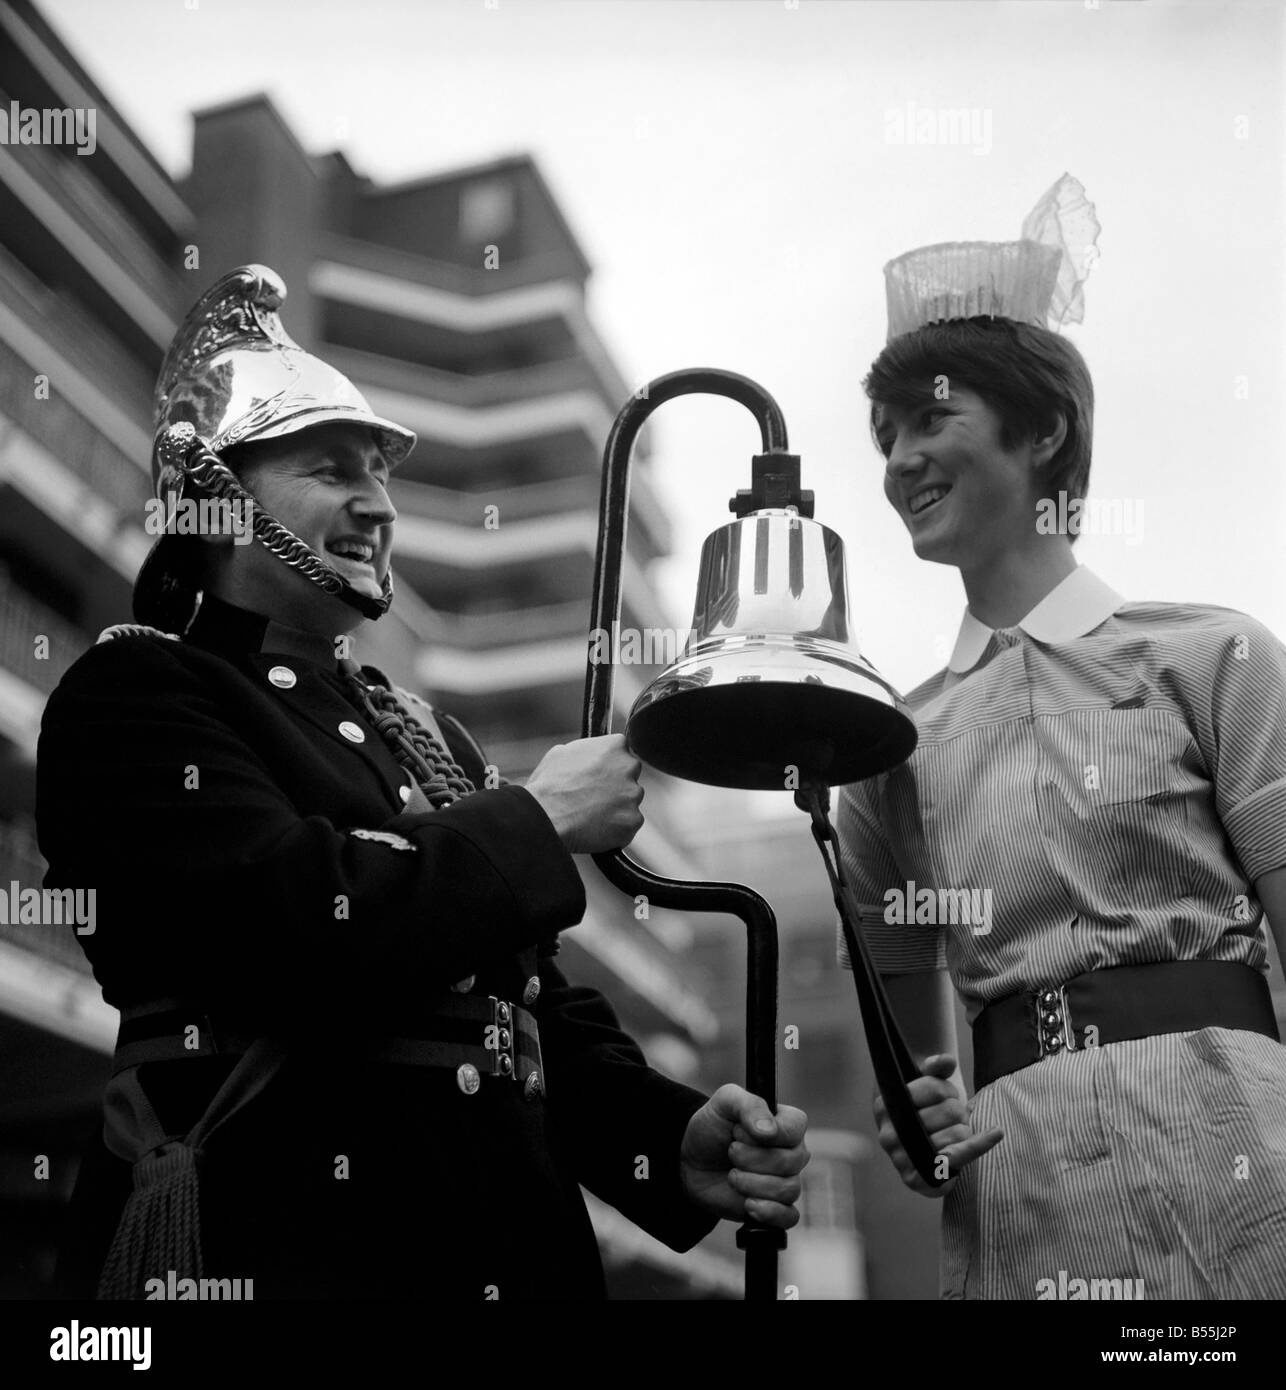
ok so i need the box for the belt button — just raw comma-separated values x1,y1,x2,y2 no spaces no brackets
1038,989,1059,1009
1044,1034,1064,1054
496,1001,511,1026
498,1053,513,1076
522,976,540,1007
524,1070,543,1101
456,1063,481,1095
498,1028,511,1050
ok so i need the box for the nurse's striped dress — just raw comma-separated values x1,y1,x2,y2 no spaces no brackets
838,586,1286,1299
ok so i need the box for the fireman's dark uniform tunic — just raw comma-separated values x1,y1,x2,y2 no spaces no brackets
37,591,718,1299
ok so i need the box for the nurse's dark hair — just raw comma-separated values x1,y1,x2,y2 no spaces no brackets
864,318,1094,536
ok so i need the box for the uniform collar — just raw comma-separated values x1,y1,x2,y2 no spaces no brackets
184,591,343,670
947,565,1126,673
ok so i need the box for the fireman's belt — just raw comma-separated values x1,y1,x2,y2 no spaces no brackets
111,995,544,1092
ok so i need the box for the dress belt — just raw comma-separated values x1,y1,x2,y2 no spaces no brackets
111,994,545,1098
971,961,1280,1091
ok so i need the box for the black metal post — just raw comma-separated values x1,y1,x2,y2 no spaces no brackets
582,369,791,1300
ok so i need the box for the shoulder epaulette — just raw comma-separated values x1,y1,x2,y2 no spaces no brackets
394,683,436,715
95,624,180,644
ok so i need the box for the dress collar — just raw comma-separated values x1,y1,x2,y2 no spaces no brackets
947,565,1126,673
184,591,343,670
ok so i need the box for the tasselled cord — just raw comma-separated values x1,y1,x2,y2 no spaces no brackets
338,661,476,809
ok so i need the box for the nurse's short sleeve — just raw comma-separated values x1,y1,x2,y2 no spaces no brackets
1201,616,1286,883
834,777,946,975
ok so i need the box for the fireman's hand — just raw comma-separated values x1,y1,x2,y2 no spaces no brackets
679,1084,809,1228
524,734,644,854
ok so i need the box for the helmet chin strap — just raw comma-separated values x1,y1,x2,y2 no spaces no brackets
156,423,394,621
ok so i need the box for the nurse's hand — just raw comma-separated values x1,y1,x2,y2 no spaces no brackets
873,1053,1004,1198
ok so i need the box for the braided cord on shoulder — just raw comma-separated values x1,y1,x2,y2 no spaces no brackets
340,668,476,809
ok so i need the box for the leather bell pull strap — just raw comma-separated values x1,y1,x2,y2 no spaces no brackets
799,787,951,1189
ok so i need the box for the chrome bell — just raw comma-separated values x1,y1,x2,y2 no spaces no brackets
627,509,916,789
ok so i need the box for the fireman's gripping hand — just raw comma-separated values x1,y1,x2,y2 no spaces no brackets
524,734,645,854
679,1085,809,1228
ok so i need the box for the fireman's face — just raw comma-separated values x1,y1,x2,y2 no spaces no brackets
203,422,398,635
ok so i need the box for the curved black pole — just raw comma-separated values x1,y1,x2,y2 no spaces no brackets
582,369,788,1301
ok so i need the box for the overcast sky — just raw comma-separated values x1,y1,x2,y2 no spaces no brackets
44,0,1286,703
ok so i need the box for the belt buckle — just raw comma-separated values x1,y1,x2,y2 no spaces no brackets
487,996,517,1080
1035,984,1075,1058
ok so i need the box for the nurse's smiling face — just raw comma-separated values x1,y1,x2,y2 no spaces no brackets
874,384,1063,573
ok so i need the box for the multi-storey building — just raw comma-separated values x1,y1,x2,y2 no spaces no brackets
0,0,725,1297
0,0,189,1297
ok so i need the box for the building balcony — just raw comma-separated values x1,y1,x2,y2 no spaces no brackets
311,247,632,407
0,571,87,700
563,872,718,1045
0,571,90,756
0,247,153,521
319,229,593,304
0,0,191,249
0,814,115,1058
390,471,671,563
0,239,154,418
327,340,626,417
0,92,178,344
0,343,148,524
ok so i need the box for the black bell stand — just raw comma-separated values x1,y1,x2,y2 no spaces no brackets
583,369,793,1300
583,370,950,1303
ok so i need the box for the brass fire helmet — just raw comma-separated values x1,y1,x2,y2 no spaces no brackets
133,264,416,632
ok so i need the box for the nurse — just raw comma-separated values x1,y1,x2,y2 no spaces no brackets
842,174,1286,1298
